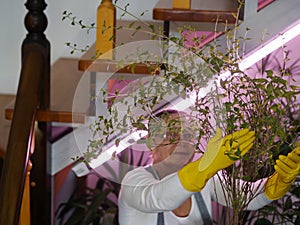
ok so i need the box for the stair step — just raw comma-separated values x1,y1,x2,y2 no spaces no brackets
5,107,85,124
5,58,87,124
79,20,162,73
153,0,239,23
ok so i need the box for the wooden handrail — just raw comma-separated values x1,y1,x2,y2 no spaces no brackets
0,50,44,225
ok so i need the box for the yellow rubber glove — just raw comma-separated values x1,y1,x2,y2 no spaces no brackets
265,146,300,200
178,128,255,192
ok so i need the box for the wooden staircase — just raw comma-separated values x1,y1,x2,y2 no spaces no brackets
0,57,88,225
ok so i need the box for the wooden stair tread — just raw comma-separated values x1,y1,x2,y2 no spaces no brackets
78,46,158,76
5,58,88,124
153,0,239,23
79,20,162,73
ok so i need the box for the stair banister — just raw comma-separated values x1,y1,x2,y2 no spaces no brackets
0,50,43,225
0,0,50,224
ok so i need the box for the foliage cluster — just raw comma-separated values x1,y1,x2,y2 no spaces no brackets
59,1,300,224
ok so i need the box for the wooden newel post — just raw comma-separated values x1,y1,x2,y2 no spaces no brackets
23,0,50,109
23,0,51,225
96,0,116,59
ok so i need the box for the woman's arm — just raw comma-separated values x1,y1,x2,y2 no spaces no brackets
119,167,192,213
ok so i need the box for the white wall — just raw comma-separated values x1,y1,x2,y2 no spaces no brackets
0,0,158,94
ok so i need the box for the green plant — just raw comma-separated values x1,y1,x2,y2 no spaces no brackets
205,50,300,224
62,1,300,224
56,174,119,225
88,40,300,225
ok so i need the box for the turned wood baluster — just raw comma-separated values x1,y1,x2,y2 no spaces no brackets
18,133,35,225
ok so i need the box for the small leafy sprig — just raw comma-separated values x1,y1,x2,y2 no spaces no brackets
65,42,90,55
62,10,96,34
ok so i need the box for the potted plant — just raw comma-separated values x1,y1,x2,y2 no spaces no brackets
56,147,150,225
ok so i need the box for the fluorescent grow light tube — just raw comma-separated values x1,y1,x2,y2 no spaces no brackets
239,20,300,71
88,129,148,169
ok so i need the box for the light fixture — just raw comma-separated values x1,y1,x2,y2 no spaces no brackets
239,20,300,71
88,130,148,169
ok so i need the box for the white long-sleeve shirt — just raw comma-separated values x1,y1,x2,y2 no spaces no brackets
118,167,272,225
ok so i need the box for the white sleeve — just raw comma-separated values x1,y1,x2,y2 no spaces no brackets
119,167,192,213
210,171,272,210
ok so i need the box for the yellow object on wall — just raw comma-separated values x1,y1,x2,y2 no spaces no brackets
172,0,191,9
96,0,116,59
